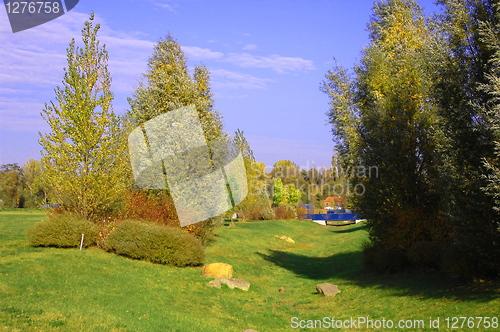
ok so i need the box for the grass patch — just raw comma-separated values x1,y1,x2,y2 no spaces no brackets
0,210,498,331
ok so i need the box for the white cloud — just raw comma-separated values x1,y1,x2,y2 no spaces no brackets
181,46,224,61
210,69,274,90
225,53,315,74
0,9,156,133
242,44,258,51
147,0,177,13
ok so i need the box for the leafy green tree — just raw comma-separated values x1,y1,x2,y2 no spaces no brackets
39,13,129,221
127,33,228,233
481,1,500,211
287,183,302,206
234,129,255,162
194,65,224,142
0,163,22,208
272,178,287,206
128,33,223,140
357,0,448,251
22,159,48,207
270,160,299,184
324,0,451,272
233,130,272,220
321,60,360,168
434,0,500,278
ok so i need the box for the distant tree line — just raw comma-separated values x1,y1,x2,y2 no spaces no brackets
323,0,500,279
0,160,47,208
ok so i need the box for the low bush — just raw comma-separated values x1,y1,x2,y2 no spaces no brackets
274,204,296,220
27,213,98,248
183,217,222,245
107,220,204,267
123,190,179,227
96,217,120,249
259,206,276,220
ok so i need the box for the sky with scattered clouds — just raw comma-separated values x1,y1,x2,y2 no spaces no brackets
0,0,439,169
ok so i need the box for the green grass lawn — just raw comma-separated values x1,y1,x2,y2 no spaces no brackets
0,210,499,331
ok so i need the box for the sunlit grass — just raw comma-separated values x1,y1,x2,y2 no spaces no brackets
0,210,498,331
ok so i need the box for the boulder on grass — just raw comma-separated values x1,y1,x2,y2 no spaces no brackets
274,235,295,244
202,263,233,278
206,277,250,291
316,283,341,297
221,278,250,291
206,279,222,288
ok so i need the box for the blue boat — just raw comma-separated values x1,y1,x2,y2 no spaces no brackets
303,209,364,225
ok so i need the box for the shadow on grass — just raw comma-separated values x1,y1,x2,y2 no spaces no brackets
328,223,368,234
258,249,500,302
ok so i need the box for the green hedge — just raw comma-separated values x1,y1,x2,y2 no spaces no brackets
107,220,204,267
27,213,98,248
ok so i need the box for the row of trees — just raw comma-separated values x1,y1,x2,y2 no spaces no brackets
323,0,500,278
0,160,47,208
32,13,331,236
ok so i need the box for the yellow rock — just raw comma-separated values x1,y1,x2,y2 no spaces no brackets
202,263,233,278
274,235,295,244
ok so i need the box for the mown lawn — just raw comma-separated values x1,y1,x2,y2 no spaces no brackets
0,210,498,331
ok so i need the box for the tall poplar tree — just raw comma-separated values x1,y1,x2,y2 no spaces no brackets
356,0,448,251
435,0,500,278
128,33,223,140
39,13,128,221
324,0,449,270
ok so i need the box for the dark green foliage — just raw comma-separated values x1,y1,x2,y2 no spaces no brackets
434,0,500,279
407,240,442,270
27,213,98,248
0,164,22,208
440,243,481,280
324,0,500,279
107,220,204,267
362,241,409,274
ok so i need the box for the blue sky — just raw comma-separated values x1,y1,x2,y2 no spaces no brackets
0,0,439,170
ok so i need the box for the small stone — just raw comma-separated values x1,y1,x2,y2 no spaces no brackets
274,235,295,244
278,287,285,292
220,278,251,291
316,283,341,297
202,263,233,278
208,277,251,291
206,279,222,288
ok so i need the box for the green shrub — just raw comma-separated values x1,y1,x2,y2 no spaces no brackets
27,213,98,248
260,206,276,220
183,217,222,245
107,220,204,266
